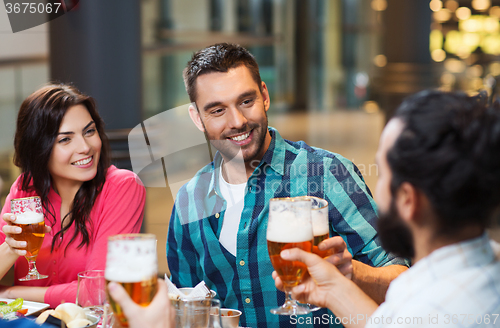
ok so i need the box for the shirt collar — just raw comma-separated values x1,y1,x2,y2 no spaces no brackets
260,127,285,176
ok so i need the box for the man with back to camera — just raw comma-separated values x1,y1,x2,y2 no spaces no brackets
166,43,409,328
273,90,500,327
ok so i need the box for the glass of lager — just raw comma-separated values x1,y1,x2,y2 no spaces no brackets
306,197,332,258
11,196,48,281
267,197,313,315
105,234,158,327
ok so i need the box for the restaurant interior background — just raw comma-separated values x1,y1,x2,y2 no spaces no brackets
1,0,500,279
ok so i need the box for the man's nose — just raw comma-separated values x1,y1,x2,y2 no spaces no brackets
227,107,247,129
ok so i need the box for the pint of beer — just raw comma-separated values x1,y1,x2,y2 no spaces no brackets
310,197,333,258
11,211,45,259
11,196,48,281
267,197,313,315
105,234,158,327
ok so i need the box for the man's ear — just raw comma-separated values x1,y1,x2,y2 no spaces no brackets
188,104,205,133
395,182,419,224
261,82,270,112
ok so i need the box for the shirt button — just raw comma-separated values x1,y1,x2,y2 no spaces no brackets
215,213,220,219
245,298,251,304
53,272,56,275
53,260,56,264
239,260,245,266
248,186,252,192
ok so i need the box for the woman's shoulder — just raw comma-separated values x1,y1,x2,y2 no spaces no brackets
8,174,36,197
104,165,144,188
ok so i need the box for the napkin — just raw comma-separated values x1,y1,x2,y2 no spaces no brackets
165,275,211,300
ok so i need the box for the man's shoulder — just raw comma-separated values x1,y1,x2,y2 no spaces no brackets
282,138,352,166
176,161,215,199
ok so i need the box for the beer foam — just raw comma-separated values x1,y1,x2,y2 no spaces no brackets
14,211,44,225
267,212,313,243
312,209,329,236
105,239,157,282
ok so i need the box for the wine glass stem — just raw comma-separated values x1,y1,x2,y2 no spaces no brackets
284,289,297,308
26,258,38,276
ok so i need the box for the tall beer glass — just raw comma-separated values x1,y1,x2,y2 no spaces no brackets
267,197,313,315
11,196,48,281
309,197,332,258
105,234,158,327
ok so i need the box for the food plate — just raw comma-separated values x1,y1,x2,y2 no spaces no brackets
0,298,50,316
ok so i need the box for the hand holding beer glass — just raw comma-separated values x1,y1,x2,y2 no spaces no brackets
105,234,158,327
10,196,48,281
267,197,313,315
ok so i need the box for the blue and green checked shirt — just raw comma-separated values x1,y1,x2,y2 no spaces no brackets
167,127,407,328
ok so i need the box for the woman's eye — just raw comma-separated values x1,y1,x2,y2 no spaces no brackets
58,137,70,143
85,128,96,136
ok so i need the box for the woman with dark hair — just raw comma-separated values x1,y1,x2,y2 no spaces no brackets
0,84,145,308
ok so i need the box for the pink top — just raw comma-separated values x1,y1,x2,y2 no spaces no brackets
0,165,146,308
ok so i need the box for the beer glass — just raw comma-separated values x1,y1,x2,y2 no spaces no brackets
105,234,158,327
294,196,331,312
267,197,313,315
308,197,332,258
10,196,48,281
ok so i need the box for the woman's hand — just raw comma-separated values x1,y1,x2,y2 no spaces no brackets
2,213,27,257
2,213,51,257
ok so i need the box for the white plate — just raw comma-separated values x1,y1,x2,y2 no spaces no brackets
0,297,50,316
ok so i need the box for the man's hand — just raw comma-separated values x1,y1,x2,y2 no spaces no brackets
319,236,353,279
272,248,350,309
108,279,174,328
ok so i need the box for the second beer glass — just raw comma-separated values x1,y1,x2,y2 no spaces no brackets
267,197,313,315
105,234,158,327
309,197,332,258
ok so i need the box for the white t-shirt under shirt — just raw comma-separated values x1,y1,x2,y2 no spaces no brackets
218,164,246,256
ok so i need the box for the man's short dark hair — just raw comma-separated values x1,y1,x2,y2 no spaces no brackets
388,90,500,235
183,43,262,103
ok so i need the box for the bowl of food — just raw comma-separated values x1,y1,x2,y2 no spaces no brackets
36,303,102,328
211,308,242,328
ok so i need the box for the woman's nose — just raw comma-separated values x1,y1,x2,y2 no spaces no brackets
77,136,91,153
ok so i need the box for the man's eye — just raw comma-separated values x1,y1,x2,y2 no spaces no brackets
212,108,224,115
242,98,254,106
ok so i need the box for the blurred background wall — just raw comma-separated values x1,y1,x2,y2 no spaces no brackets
1,0,499,277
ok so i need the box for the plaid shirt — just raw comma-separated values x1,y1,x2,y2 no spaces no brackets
167,127,408,328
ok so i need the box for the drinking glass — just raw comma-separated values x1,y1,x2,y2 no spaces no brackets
10,196,48,281
76,270,114,327
304,196,332,258
173,298,222,328
267,197,313,315
105,234,158,327
296,196,331,312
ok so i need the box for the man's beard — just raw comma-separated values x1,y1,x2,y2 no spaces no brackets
377,200,415,259
201,109,268,164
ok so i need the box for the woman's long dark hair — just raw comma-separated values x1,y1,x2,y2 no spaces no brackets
14,83,111,251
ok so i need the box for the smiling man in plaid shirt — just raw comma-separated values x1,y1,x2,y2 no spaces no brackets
166,43,408,328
